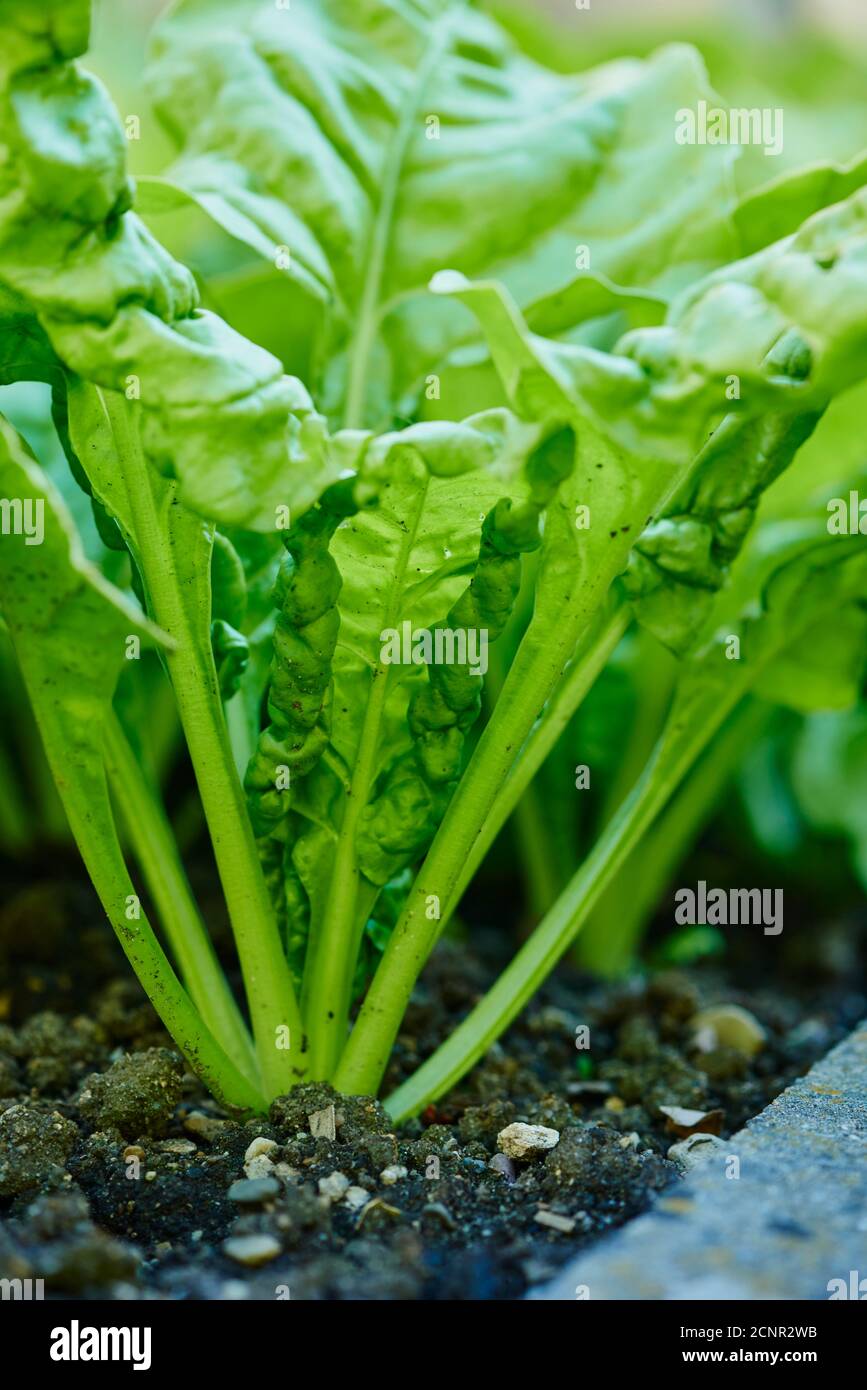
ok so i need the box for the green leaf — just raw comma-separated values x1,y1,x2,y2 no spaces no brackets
331,419,535,783
792,708,867,888
652,926,726,967
621,409,824,652
211,618,250,700
208,532,251,699
208,527,246,626
734,149,867,256
0,1,345,527
0,285,61,388
437,177,867,465
753,603,867,712
135,173,333,306
246,410,540,937
679,537,867,729
434,177,867,652
146,3,738,426
524,273,667,340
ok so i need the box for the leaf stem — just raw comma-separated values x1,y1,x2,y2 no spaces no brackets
74,801,266,1115
104,394,304,1098
577,698,769,975
104,709,259,1084
384,692,752,1121
448,600,630,915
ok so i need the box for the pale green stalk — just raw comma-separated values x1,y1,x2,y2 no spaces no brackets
384,690,749,1120
104,395,304,1097
104,709,259,1083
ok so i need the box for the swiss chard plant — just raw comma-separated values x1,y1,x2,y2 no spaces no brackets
0,0,865,1118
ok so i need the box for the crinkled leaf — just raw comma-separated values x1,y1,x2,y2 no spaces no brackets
0,0,348,527
734,149,867,256
211,618,250,701
329,413,538,779
0,285,61,388
434,184,867,650
211,531,248,631
146,2,738,426
257,413,538,904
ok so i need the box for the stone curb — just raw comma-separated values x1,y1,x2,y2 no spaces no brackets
531,1020,867,1300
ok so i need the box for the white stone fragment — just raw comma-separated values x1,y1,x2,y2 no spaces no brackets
319,1171,351,1200
223,1234,282,1267
497,1122,560,1161
380,1164,408,1185
534,1210,576,1234
667,1132,728,1173
244,1136,279,1163
244,1155,276,1180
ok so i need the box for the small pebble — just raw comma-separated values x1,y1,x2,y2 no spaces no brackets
318,1171,350,1201
227,1177,280,1205
343,1186,370,1211
244,1155,275,1180
380,1164,408,1186
689,1005,766,1057
667,1133,728,1173
223,1235,281,1267
422,1202,456,1230
357,1198,401,1228
221,1279,251,1299
244,1136,279,1163
308,1105,337,1139
184,1112,229,1143
535,1210,576,1234
497,1123,560,1161
274,1162,300,1182
566,1080,612,1099
489,1152,516,1182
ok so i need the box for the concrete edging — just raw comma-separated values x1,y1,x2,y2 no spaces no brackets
531,1021,867,1300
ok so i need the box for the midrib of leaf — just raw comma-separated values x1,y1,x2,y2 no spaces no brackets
302,471,433,1073
341,4,466,430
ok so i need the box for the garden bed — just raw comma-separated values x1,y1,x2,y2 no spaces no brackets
1,872,862,1301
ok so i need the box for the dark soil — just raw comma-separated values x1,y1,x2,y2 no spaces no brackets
1,874,864,1301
